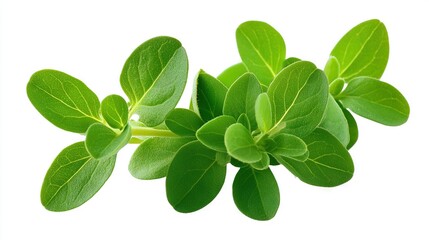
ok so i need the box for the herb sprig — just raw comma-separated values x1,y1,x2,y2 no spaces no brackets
27,19,409,220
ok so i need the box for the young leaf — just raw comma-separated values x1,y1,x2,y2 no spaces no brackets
101,94,128,129
337,77,410,126
255,93,272,133
129,137,193,180
319,95,350,147
215,152,231,166
250,152,270,170
223,73,262,130
237,113,251,130
41,142,115,211
341,107,359,149
120,36,188,127
236,21,286,86
166,141,226,213
233,167,280,221
217,63,248,88
165,108,204,136
225,123,262,163
85,124,131,159
328,19,389,81
329,78,345,96
27,69,101,133
277,128,354,187
324,56,340,83
267,61,329,137
282,57,301,69
191,70,228,122
272,133,307,158
196,115,236,152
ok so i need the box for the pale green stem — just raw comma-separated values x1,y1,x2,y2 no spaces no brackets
131,126,177,138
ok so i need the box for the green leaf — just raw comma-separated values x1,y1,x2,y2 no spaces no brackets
85,124,131,159
233,167,280,220
277,128,354,187
41,142,115,211
129,137,193,180
101,94,128,129
319,95,350,147
341,107,359,149
225,123,262,163
337,77,410,126
272,133,307,157
165,108,204,136
282,57,301,69
236,21,286,86
120,36,188,127
166,141,226,213
267,61,329,137
217,63,248,88
328,19,389,81
231,158,247,168
324,56,340,83
237,113,251,130
215,152,231,166
223,73,262,130
255,93,272,133
191,70,228,122
250,152,270,170
27,69,101,133
329,78,345,96
196,115,236,152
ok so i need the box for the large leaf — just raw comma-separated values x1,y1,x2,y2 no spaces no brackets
223,73,262,130
319,95,350,147
101,94,128,129
233,167,280,221
120,36,188,127
166,141,226,213
277,128,354,187
217,63,248,88
267,61,329,137
129,137,193,180
27,69,101,133
191,70,228,122
225,123,262,163
165,108,204,136
196,115,236,152
85,124,131,159
41,142,115,211
236,21,286,86
338,77,410,126
326,19,389,81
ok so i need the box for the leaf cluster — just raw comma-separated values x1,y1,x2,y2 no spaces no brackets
27,20,409,220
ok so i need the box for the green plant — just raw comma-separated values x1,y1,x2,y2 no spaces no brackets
27,19,409,220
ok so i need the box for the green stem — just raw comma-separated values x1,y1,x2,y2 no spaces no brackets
131,126,177,137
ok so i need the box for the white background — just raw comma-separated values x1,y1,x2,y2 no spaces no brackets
1,0,428,239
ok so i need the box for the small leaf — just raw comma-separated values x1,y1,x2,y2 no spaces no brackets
217,63,248,88
282,57,301,69
129,137,193,180
121,36,188,126
272,133,307,157
165,108,204,136
196,115,236,152
255,93,272,133
101,94,128,129
324,56,340,83
231,158,247,168
329,78,345,96
223,73,262,130
250,153,270,170
267,61,329,137
233,167,280,221
215,152,231,166
338,77,410,126
225,123,262,163
236,21,286,86
277,128,354,187
341,107,359,149
237,113,251,130
85,124,131,159
27,70,101,133
328,19,389,81
166,141,226,213
41,142,115,211
319,95,350,147
191,70,228,122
